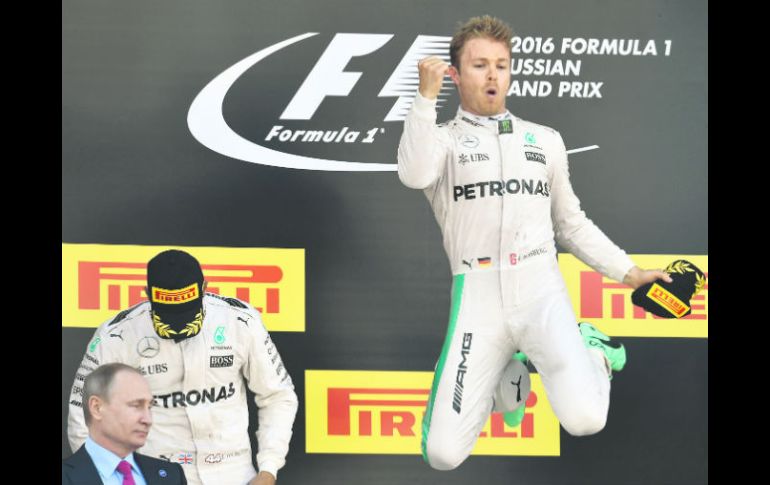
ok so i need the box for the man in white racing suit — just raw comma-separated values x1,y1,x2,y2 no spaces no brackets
397,15,671,470
68,249,298,485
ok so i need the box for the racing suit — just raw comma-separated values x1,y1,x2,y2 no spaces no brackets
67,294,298,484
398,93,635,470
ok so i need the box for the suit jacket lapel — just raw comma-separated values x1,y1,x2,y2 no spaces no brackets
134,452,172,485
62,445,101,484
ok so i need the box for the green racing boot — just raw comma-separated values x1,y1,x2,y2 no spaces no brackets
578,322,627,375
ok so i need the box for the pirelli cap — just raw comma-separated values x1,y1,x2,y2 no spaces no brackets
146,249,205,338
631,260,707,318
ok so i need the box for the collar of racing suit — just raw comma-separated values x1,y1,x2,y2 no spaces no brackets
456,107,514,131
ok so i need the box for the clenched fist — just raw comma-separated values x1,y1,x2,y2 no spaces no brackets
418,56,450,100
249,471,276,485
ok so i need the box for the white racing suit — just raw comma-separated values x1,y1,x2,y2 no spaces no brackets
397,93,635,470
67,294,298,484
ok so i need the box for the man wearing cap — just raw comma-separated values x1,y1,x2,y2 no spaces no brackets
67,249,298,485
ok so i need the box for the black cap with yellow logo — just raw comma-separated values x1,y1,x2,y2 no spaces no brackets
147,249,205,339
631,259,707,318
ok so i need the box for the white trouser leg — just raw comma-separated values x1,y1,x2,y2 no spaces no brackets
517,290,610,436
422,274,513,470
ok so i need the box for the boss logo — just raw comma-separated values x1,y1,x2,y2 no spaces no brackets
210,355,234,368
525,151,546,164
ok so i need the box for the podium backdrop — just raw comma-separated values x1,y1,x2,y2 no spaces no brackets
63,1,708,483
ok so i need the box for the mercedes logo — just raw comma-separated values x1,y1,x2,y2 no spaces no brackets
460,134,480,148
137,336,160,358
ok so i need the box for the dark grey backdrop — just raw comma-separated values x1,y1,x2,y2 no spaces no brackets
62,0,707,483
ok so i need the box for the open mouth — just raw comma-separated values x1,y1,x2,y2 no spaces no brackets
485,87,498,98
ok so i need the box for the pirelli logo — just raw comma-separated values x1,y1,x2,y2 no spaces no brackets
62,243,305,331
559,254,708,338
152,284,199,304
647,283,689,318
305,370,560,456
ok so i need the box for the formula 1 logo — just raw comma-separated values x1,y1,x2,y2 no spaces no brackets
188,33,597,171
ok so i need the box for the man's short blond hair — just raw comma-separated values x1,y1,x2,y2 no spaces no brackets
450,15,513,72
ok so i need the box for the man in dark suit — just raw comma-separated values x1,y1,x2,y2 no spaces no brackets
63,363,186,484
